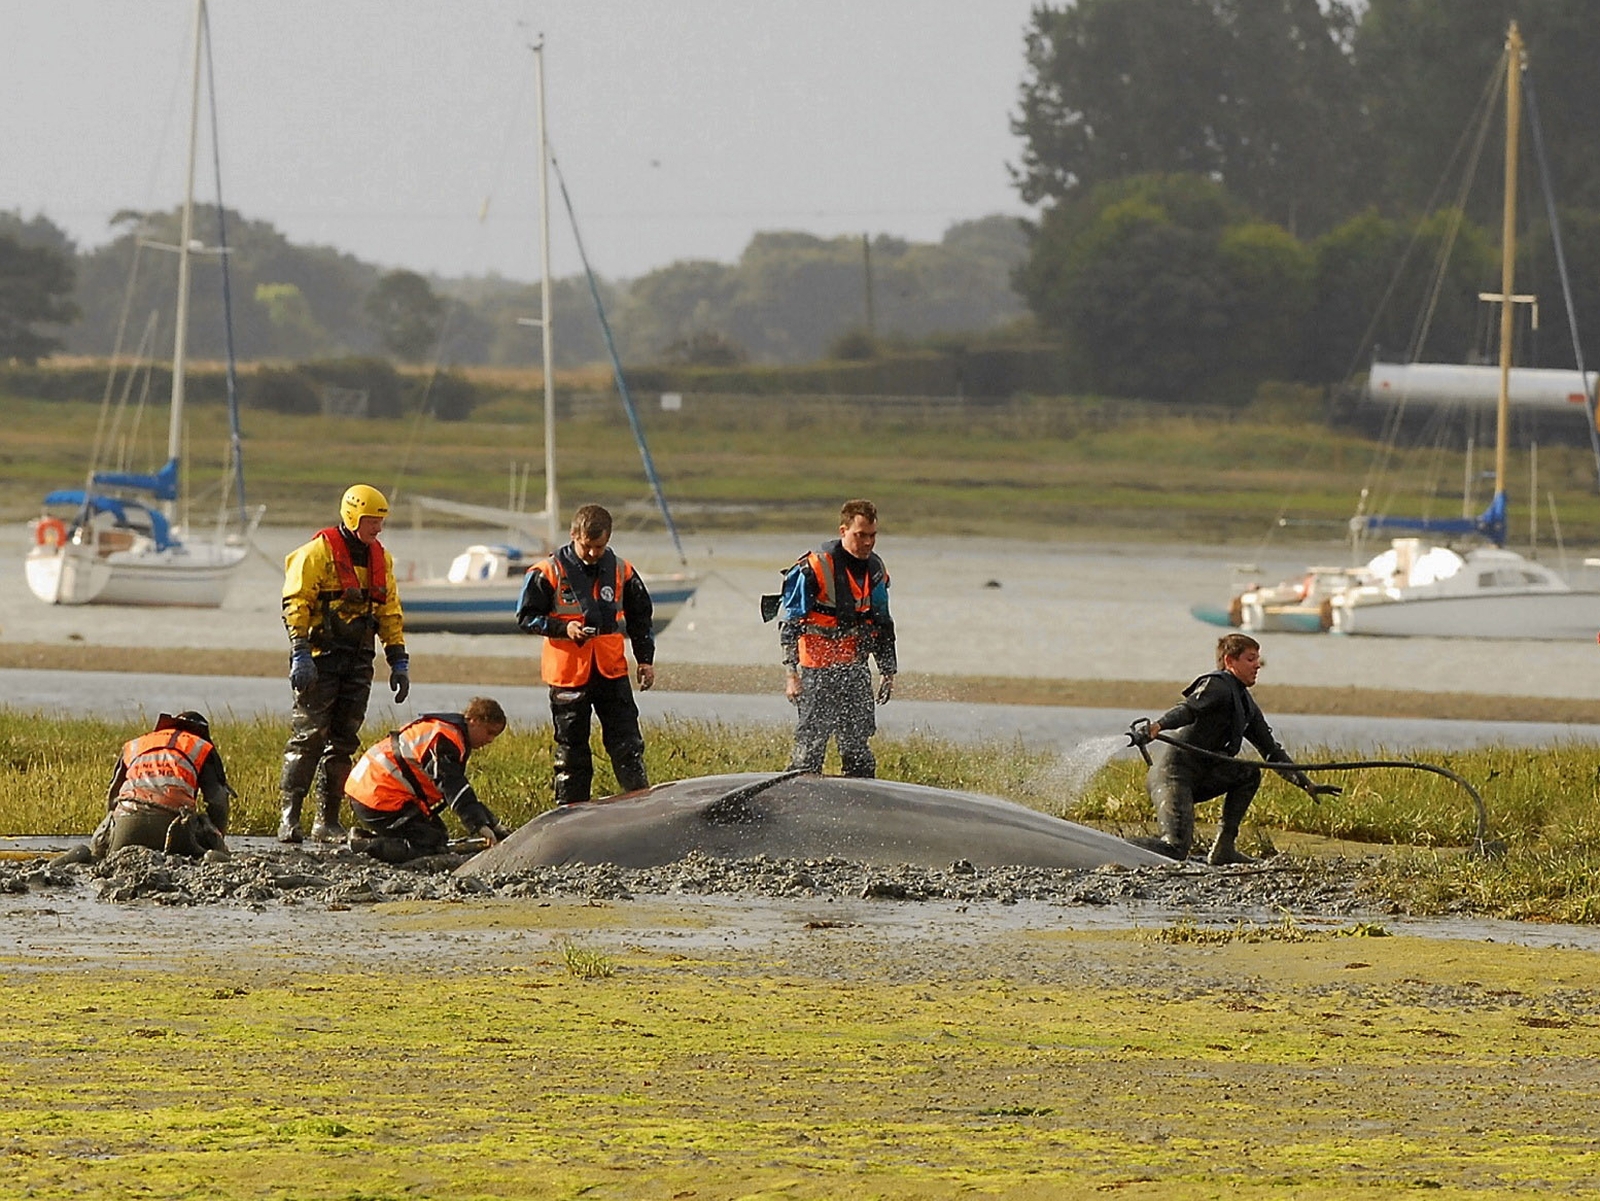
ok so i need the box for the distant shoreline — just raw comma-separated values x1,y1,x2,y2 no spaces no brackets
2,642,1594,726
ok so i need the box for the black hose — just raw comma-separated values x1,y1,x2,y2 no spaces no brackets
1145,733,1496,858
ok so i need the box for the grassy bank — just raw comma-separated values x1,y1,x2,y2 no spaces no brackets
8,390,1600,543
9,711,1600,924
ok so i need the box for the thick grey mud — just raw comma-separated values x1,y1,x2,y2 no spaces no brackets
4,838,1376,914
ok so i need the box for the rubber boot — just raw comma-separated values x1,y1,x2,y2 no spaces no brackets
553,767,593,806
613,754,649,795
310,795,347,844
350,835,412,864
1207,788,1256,866
1143,789,1194,861
277,797,304,844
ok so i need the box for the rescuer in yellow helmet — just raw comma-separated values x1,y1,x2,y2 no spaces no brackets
277,484,408,844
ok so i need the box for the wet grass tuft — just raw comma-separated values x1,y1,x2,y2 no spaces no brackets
561,942,615,979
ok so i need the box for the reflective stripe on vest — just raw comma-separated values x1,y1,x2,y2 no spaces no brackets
316,527,388,605
117,729,213,811
797,549,876,669
534,555,633,686
345,717,468,815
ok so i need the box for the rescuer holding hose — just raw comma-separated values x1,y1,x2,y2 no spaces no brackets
1130,633,1340,864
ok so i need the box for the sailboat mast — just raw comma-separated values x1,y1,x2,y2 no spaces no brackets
1494,21,1524,501
533,38,559,549
166,0,205,522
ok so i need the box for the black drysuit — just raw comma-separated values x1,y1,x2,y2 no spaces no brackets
1146,670,1310,861
516,546,655,804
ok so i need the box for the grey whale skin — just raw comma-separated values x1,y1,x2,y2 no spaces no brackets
457,771,1171,873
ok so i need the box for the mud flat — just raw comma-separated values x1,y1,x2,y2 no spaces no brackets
4,843,1600,1196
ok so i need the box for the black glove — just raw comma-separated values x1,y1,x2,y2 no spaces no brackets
389,655,410,704
1305,782,1342,803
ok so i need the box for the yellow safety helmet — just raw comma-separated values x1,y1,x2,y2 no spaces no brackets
339,484,389,532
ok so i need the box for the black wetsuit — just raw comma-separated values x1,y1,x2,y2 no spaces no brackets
1146,670,1308,860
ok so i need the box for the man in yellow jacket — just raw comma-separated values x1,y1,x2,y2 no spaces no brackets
516,504,654,805
278,483,408,843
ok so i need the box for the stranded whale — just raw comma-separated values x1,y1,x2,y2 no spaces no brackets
457,771,1170,874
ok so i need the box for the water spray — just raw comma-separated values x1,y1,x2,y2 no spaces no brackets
1126,723,1499,858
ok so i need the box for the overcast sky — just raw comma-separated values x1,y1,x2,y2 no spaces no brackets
3,1,1041,283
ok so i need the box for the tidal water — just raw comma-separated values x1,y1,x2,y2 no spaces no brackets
6,523,1600,753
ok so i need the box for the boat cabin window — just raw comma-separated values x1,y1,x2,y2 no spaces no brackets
1479,569,1531,588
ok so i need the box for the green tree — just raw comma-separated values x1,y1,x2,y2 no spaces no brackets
254,282,327,357
1019,174,1319,400
364,269,444,362
0,234,79,363
1524,207,1600,372
1300,208,1496,383
0,210,75,258
1216,221,1315,384
68,207,382,363
1356,0,1600,219
1013,0,1366,237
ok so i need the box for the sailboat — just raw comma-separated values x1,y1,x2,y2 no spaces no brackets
400,38,698,635
25,0,258,609
1328,22,1600,639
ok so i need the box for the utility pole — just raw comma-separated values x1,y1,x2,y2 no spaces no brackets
861,233,876,338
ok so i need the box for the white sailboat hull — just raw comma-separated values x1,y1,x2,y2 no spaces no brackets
25,540,248,608
1332,590,1600,639
1329,542,1598,640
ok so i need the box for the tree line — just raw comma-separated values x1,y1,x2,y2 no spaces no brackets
1014,0,1600,401
0,207,1028,371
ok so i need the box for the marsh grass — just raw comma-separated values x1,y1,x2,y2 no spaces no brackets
1147,914,1314,944
1146,915,1392,944
11,709,1600,922
9,392,1600,541
560,942,616,979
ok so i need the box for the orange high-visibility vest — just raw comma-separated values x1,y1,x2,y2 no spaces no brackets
116,729,214,811
316,526,388,605
532,554,635,687
345,717,469,816
795,548,882,668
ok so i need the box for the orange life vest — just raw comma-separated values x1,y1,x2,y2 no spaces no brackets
116,729,214,811
345,716,469,816
532,553,635,687
317,526,388,605
795,548,884,668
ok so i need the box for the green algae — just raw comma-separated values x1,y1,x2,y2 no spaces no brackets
4,922,1600,1199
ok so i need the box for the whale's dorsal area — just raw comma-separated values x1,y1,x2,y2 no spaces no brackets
457,772,1171,874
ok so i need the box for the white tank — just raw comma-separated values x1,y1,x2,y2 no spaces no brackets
1367,362,1598,414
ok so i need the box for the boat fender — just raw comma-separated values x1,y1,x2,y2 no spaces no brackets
33,517,67,548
